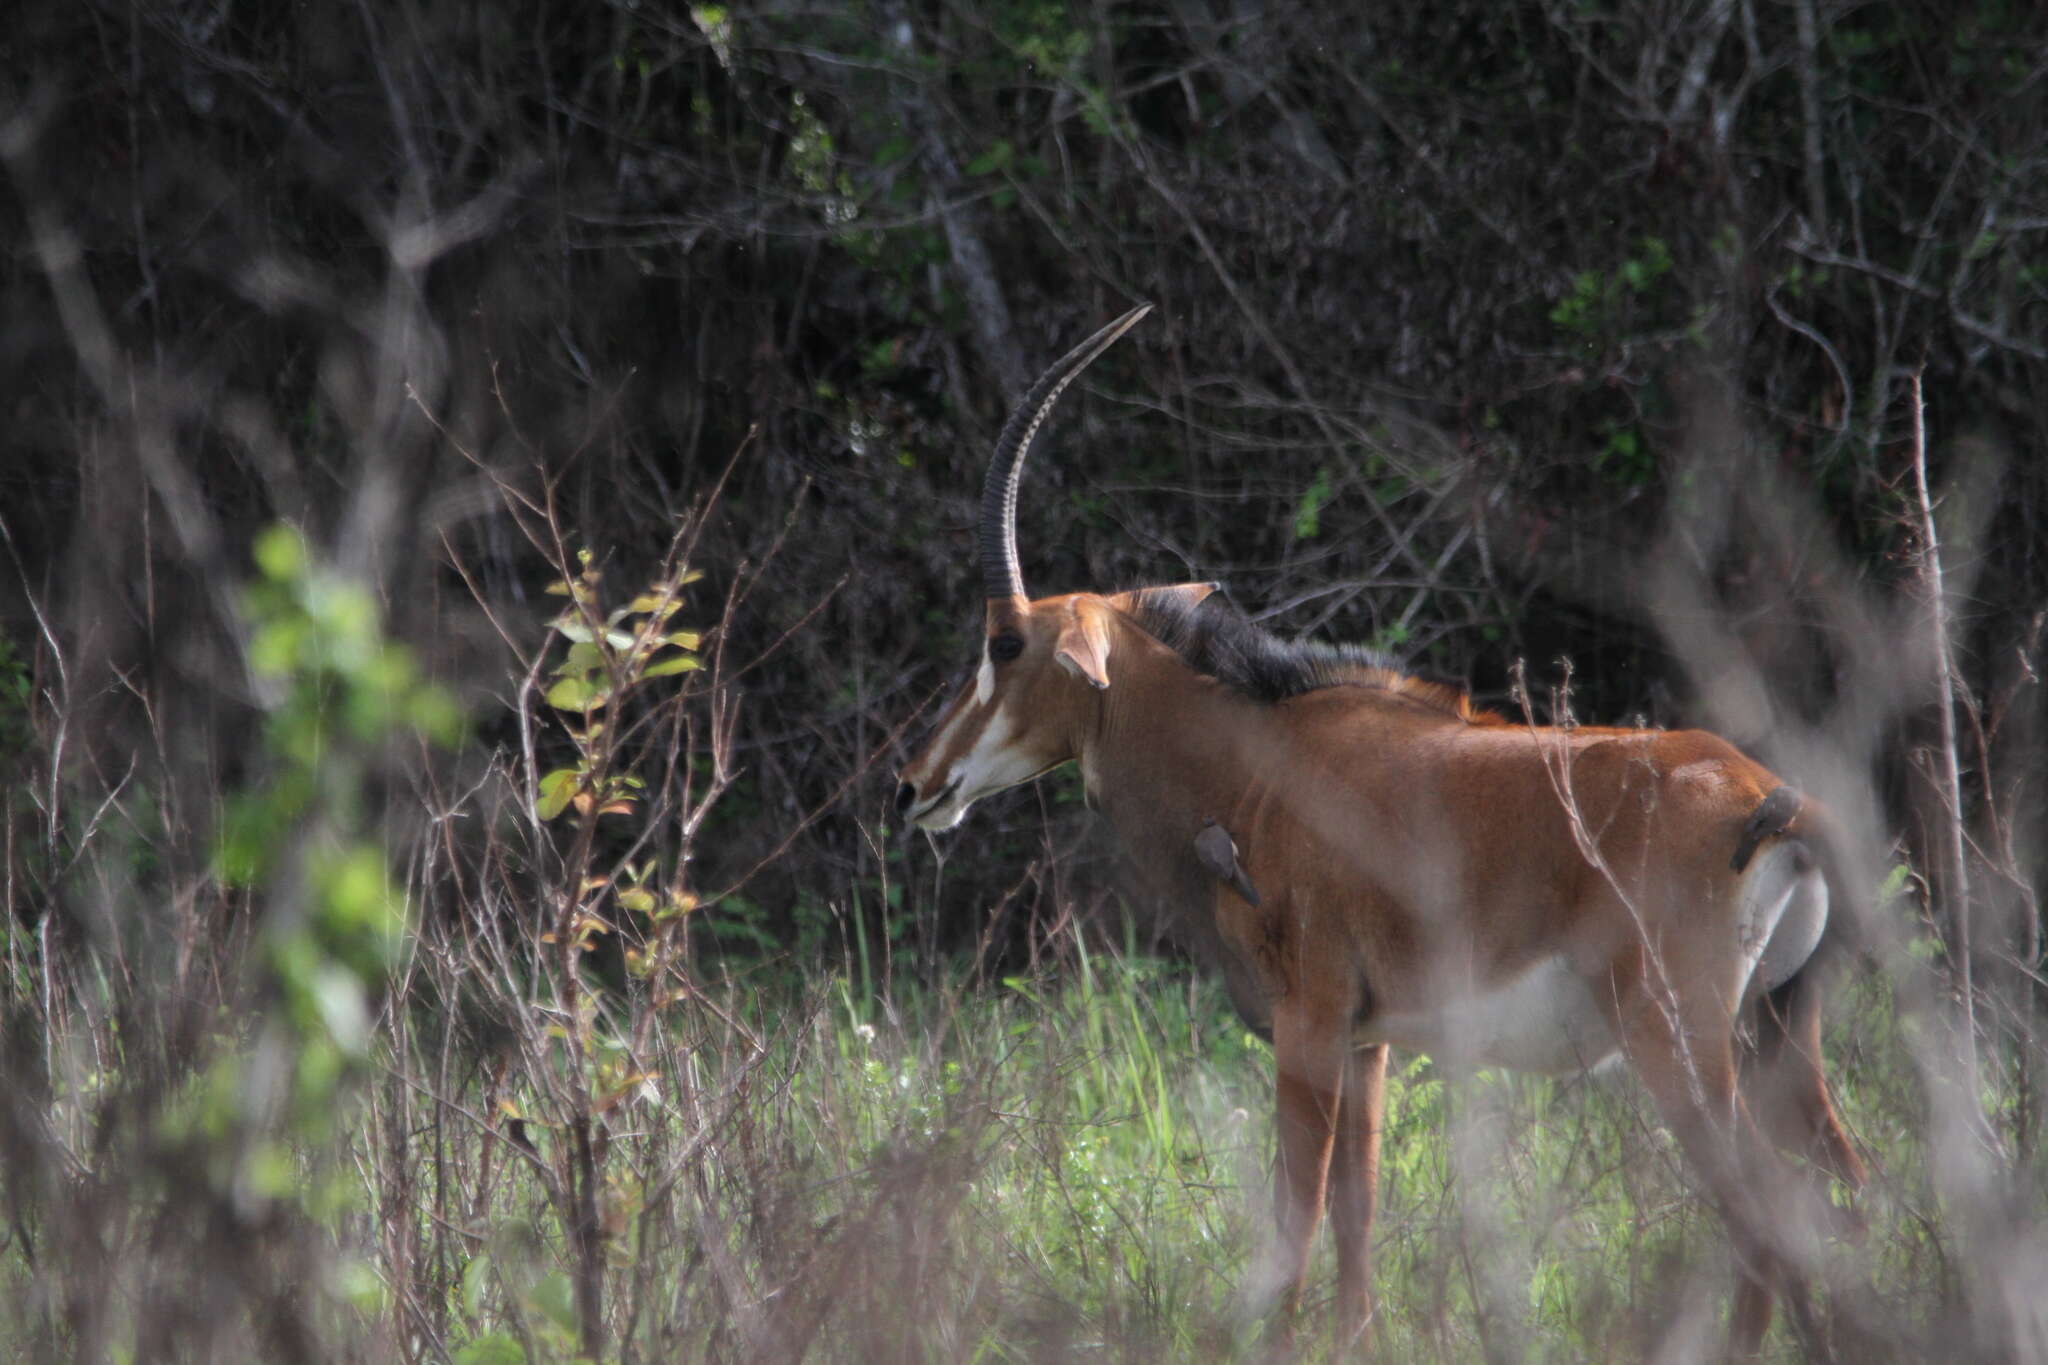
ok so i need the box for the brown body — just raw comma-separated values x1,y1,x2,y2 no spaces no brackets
894,309,1863,1356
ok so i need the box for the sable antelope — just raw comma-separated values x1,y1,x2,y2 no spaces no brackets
895,306,1865,1356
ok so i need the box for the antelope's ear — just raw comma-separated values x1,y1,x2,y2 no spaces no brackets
1124,581,1222,614
1054,599,1113,690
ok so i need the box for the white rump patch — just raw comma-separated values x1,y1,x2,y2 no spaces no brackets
1738,840,1827,998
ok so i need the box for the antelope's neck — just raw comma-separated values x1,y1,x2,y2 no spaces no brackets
1078,646,1272,852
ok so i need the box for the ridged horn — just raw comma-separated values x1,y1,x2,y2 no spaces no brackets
979,303,1152,602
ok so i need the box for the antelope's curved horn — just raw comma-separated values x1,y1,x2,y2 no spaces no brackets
979,303,1152,602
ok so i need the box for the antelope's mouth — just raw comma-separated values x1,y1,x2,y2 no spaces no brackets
907,773,964,830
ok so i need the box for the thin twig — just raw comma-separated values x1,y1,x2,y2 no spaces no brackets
1908,367,1977,1084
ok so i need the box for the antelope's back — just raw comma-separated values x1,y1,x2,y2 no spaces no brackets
1269,698,1790,939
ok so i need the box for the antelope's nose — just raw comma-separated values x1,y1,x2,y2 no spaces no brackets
894,780,917,815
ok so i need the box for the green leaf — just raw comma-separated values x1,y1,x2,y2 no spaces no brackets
335,1256,388,1316
1292,467,1333,540
536,768,581,820
460,1252,495,1317
643,652,702,679
965,139,1013,176
453,1330,525,1365
544,675,609,711
529,1270,579,1335
253,524,309,582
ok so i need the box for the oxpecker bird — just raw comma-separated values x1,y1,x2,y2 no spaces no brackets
1195,818,1262,907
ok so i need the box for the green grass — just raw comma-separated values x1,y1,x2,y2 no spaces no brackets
403,947,1978,1364
6,927,2027,1363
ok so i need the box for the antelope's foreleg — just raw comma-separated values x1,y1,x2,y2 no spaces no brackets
1271,1001,1349,1321
1330,1043,1388,1344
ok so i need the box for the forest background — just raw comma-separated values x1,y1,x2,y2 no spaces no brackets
2,1,2045,1361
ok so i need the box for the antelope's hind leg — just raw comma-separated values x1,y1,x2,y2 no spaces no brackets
1603,952,1827,1362
1726,966,1867,1357
1741,969,1867,1222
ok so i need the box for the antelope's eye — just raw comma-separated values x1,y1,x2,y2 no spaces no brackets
988,633,1024,663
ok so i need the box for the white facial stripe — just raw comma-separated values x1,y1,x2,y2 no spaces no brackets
951,707,1051,804
974,653,995,705
927,689,982,761
913,687,1050,829
958,707,1014,784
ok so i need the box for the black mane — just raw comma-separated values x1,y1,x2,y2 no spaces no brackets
1122,587,1496,722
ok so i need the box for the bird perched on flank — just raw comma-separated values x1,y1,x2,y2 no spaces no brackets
1194,818,1261,907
